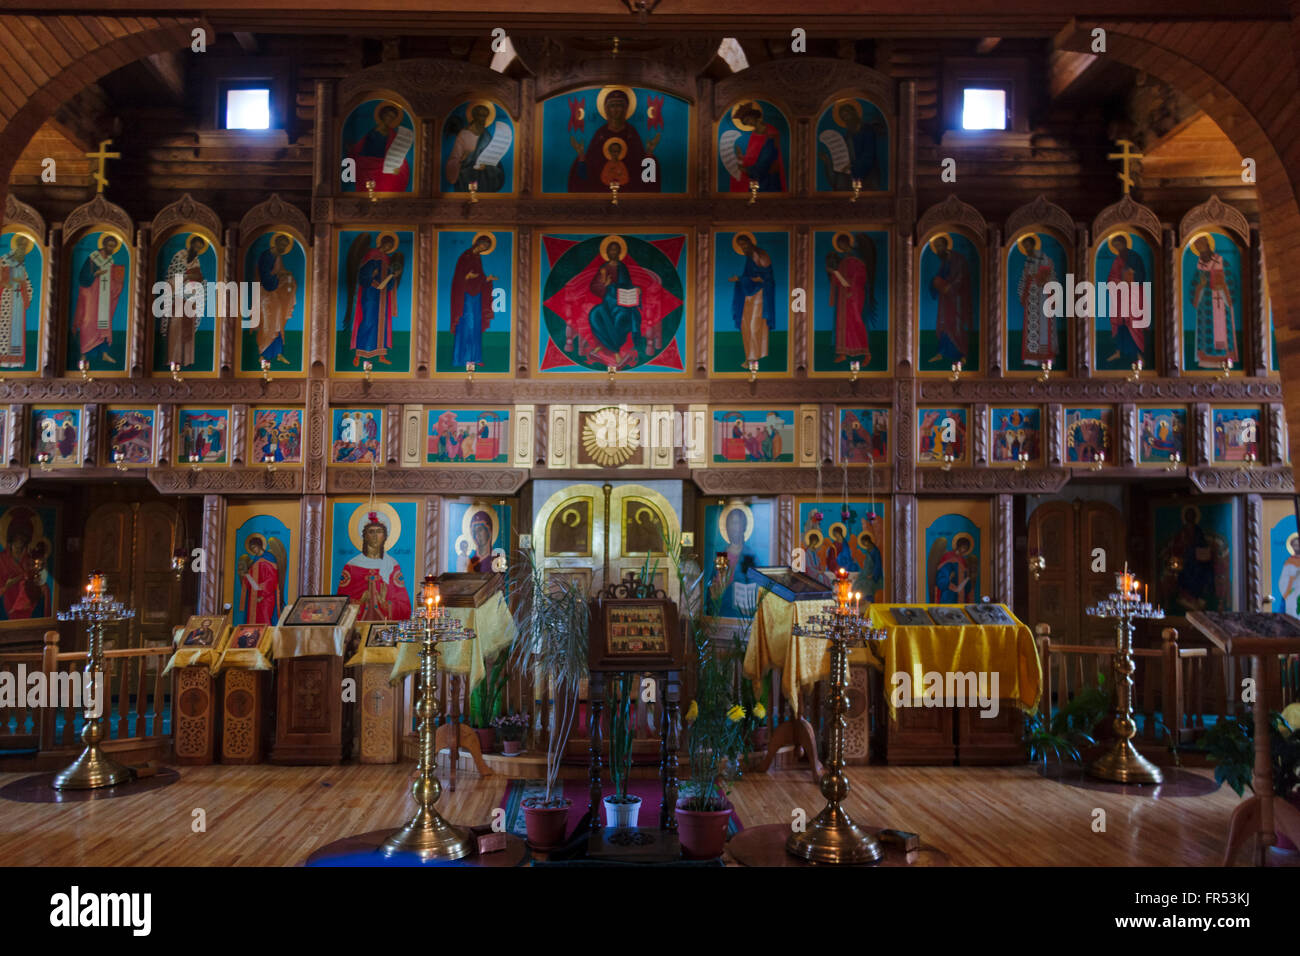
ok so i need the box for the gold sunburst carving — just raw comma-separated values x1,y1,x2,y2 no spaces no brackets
582,407,641,467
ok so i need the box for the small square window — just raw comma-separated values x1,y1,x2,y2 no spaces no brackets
225,88,270,130
962,88,1006,130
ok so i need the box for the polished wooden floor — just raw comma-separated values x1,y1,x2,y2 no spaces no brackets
0,760,1251,866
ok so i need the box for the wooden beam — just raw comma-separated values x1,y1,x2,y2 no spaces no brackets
142,50,185,104
975,36,1001,54
233,31,260,54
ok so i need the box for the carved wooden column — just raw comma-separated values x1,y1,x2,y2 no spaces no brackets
230,404,248,466
895,379,916,493
218,227,236,377
157,404,173,464
199,494,226,614
517,77,535,198
1045,403,1064,469
415,226,433,376
972,403,990,467
82,403,100,466
309,227,330,375
1246,494,1264,612
994,494,1014,604
1192,402,1213,467
384,403,400,466
130,226,149,377
40,225,58,378
896,233,914,373
1118,403,1138,468
777,494,795,564
695,230,710,375
793,225,809,374
1162,226,1180,376
514,229,531,376
300,495,324,596
305,377,327,493
1075,224,1092,377
986,226,1003,377
5,403,21,466
893,494,915,601
312,80,334,196
424,495,440,576
1267,402,1288,466
1250,226,1267,377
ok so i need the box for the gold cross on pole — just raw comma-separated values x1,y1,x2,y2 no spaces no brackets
1106,138,1143,196
85,139,121,194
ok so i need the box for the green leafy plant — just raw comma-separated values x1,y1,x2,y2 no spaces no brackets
467,650,509,729
491,712,529,742
608,672,637,804
1202,705,1300,799
1023,672,1108,768
508,546,589,806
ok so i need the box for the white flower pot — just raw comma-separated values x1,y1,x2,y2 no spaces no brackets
602,794,642,829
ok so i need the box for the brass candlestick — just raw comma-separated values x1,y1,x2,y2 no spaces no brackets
381,576,477,859
1085,564,1165,784
54,572,136,789
786,568,887,864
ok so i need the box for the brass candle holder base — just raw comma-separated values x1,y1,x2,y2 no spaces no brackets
52,743,133,791
786,805,883,865
1088,738,1163,785
381,805,473,860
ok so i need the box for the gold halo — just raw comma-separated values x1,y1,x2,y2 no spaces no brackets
831,231,854,252
461,503,498,547
731,231,757,255
828,522,848,542
245,533,266,552
803,529,824,549
270,231,295,252
1288,532,1299,555
1180,504,1201,525
471,231,497,255
596,86,637,120
1105,231,1135,255
1015,233,1040,257
3,229,35,253
831,98,863,124
927,232,952,255
952,531,975,552
373,99,405,125
376,231,399,251
717,501,755,543
96,231,125,253
0,507,49,559
599,235,627,259
602,135,628,159
183,233,210,256
467,99,496,127
856,531,877,549
730,101,761,132
348,502,401,552
1187,231,1220,254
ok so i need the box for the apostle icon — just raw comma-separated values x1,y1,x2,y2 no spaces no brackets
256,233,297,365
238,533,286,626
443,100,512,193
926,233,972,365
825,232,877,365
719,101,787,193
74,233,126,365
1187,232,1240,369
450,233,497,368
162,233,210,369
817,98,886,192
1015,234,1058,368
346,100,413,194
1103,232,1148,365
729,232,776,367
0,234,34,369
344,232,404,367
337,505,411,621
568,87,660,193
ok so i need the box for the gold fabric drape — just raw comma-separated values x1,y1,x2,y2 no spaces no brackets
271,604,360,660
387,593,516,691
162,624,229,675
740,592,829,716
866,603,1042,718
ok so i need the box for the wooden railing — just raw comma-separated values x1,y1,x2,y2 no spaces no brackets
0,630,171,764
1034,624,1213,745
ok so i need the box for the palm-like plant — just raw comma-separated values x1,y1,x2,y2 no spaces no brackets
508,546,589,805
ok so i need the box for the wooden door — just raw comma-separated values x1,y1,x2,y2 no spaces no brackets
1027,499,1125,644
83,501,182,650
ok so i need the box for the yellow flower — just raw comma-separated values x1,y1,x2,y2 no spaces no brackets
753,703,767,721
727,704,745,723
685,700,699,723
1280,702,1300,738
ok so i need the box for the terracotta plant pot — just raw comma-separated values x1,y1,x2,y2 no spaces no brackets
522,798,571,850
603,794,642,829
676,801,732,859
474,727,496,754
751,726,770,751
503,739,522,755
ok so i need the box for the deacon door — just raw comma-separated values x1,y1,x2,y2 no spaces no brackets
83,501,183,651
1027,499,1125,645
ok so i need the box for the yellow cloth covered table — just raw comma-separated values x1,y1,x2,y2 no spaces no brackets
387,592,516,691
866,603,1042,718
741,592,829,716
270,604,360,660
161,624,229,676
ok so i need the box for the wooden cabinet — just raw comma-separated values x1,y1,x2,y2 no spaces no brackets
271,655,352,765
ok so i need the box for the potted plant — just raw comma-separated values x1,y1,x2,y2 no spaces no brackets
1202,703,1300,850
492,712,529,755
1023,671,1110,770
467,649,509,754
509,548,589,850
604,672,641,827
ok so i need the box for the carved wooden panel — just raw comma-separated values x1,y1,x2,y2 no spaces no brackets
712,56,894,121
301,495,324,595
1179,194,1250,246
359,663,400,764
548,404,571,469
1045,403,1064,468
972,403,989,466
819,403,834,465
401,404,422,466
221,667,263,764
1027,501,1074,639
230,404,247,466
306,378,327,493
693,467,893,495
685,404,707,468
416,227,434,376
695,230,710,374
916,195,986,245
1193,402,1213,466
513,403,535,467
1188,466,1295,493
5,403,21,466
336,57,522,127
893,494,915,602
173,666,215,764
1092,194,1163,243
328,467,527,494
1268,403,1288,465
1246,494,1264,612
798,404,819,466
424,495,440,577
1119,403,1138,467
200,495,226,615
793,225,809,372
650,405,674,469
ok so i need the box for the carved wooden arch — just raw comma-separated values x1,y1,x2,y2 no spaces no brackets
337,59,522,121
237,194,309,242
61,194,133,245
149,193,223,246
512,36,714,103
1093,194,1163,245
916,195,986,244
714,58,895,121
3,194,46,239
1004,195,1075,250
1179,194,1251,247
